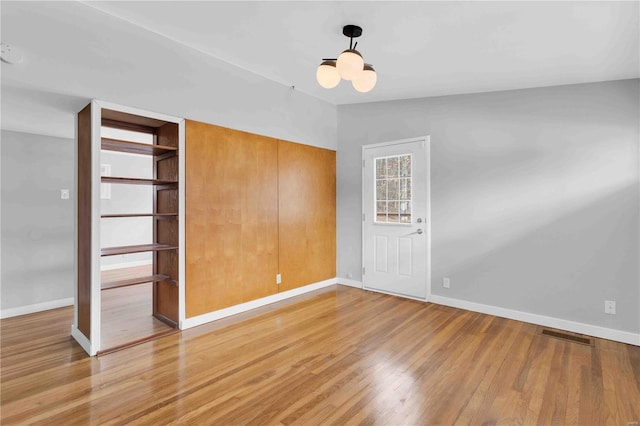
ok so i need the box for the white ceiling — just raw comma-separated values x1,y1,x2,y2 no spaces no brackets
0,1,638,139
83,1,639,104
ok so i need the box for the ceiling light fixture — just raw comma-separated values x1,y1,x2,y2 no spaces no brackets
316,25,377,93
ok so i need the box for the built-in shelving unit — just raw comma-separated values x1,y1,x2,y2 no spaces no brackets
72,100,184,357
101,274,176,291
101,243,179,257
101,213,178,219
101,137,178,156
101,176,178,186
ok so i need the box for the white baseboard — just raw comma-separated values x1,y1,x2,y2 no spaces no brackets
337,278,363,288
71,324,94,356
0,297,74,319
429,294,640,347
100,260,152,271
181,278,338,329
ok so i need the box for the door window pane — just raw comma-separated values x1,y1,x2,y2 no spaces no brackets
399,178,411,200
388,179,399,200
386,156,399,178
376,201,387,221
388,200,399,222
399,201,411,223
376,158,387,179
376,180,387,200
399,155,411,177
374,154,412,223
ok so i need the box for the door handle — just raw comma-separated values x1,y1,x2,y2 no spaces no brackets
404,228,423,236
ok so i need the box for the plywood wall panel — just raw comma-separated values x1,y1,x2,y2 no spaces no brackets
185,120,279,318
278,141,336,291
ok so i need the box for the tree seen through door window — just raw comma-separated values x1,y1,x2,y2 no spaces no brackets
375,154,411,223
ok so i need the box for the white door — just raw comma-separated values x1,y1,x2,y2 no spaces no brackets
362,137,430,300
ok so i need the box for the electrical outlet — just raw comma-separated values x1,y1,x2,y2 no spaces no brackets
443,277,450,288
276,274,281,284
60,189,70,200
605,300,616,315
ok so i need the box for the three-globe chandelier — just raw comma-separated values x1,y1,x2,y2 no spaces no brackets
316,25,377,93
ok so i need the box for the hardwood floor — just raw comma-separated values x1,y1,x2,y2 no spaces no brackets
1,285,639,425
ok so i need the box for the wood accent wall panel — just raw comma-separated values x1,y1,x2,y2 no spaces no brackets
77,104,93,339
278,141,336,291
185,120,279,318
154,123,179,324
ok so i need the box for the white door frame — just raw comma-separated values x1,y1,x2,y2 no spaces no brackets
361,136,431,302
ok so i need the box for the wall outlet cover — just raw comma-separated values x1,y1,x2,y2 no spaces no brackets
605,300,616,315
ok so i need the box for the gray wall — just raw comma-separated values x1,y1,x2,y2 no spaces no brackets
1,130,74,309
337,79,640,333
0,132,164,310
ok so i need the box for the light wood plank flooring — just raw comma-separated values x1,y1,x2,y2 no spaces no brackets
1,285,639,425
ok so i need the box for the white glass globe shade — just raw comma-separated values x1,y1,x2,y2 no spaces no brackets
336,49,364,81
316,60,340,89
352,64,377,93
